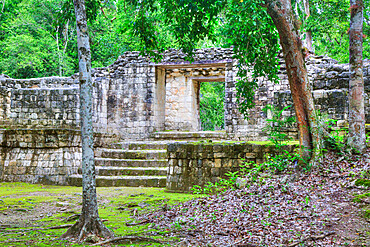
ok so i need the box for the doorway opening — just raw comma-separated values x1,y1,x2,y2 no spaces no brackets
198,80,225,131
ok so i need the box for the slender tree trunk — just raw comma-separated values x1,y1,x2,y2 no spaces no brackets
303,0,313,52
265,0,320,162
55,26,62,77
348,0,366,152
61,0,113,241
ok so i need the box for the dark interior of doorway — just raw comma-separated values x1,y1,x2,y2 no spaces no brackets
199,81,225,131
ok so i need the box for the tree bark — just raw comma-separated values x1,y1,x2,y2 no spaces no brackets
265,0,320,162
303,0,313,52
61,0,113,241
348,0,366,153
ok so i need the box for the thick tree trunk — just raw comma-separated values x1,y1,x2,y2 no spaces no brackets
61,0,113,241
348,0,366,153
265,0,320,162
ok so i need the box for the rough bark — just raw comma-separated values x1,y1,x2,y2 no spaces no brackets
61,0,113,241
265,0,320,162
348,0,366,153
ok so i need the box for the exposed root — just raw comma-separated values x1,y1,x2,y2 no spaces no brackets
287,231,335,247
60,218,113,242
125,219,149,226
91,236,162,246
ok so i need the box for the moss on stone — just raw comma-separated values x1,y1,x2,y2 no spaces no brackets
247,140,299,146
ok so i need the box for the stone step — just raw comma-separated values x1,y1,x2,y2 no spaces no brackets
95,148,167,160
67,175,167,187
95,158,168,167
77,166,167,176
151,131,227,140
110,141,169,150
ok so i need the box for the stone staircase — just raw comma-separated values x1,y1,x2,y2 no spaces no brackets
67,141,170,187
68,131,227,187
151,130,227,140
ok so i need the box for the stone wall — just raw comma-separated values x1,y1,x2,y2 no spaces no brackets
10,88,80,128
1,48,370,186
0,77,77,128
3,48,367,141
166,141,296,192
231,56,370,140
0,129,81,185
0,129,119,185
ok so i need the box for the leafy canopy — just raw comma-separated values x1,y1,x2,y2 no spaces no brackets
126,0,281,114
303,0,369,62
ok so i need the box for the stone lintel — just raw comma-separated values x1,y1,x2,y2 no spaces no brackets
155,59,232,69
191,76,225,82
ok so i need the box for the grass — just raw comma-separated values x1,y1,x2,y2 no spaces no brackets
353,192,370,203
355,179,370,187
0,182,202,246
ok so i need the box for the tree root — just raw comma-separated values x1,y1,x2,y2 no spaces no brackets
60,217,113,242
126,219,149,226
287,231,335,247
91,236,162,246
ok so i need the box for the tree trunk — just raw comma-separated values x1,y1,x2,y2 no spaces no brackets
348,0,366,153
303,0,313,52
265,0,320,162
61,0,113,241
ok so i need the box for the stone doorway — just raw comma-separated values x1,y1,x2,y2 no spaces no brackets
196,79,225,131
154,65,227,133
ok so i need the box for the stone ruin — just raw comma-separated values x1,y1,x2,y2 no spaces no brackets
0,48,369,190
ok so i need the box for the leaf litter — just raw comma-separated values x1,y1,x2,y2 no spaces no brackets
135,150,370,246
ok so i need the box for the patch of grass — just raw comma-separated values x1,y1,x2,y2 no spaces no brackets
0,182,82,197
353,192,370,203
355,179,370,187
364,208,370,219
0,183,201,246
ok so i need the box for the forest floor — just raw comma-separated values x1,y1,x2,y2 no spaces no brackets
0,149,369,246
136,149,370,247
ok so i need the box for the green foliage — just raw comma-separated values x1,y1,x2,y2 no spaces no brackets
0,0,73,78
262,105,296,150
325,119,347,152
259,105,306,172
0,0,178,78
264,150,301,173
191,162,251,195
222,1,280,115
199,81,225,131
303,0,370,63
355,179,370,187
353,192,370,203
247,150,303,182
